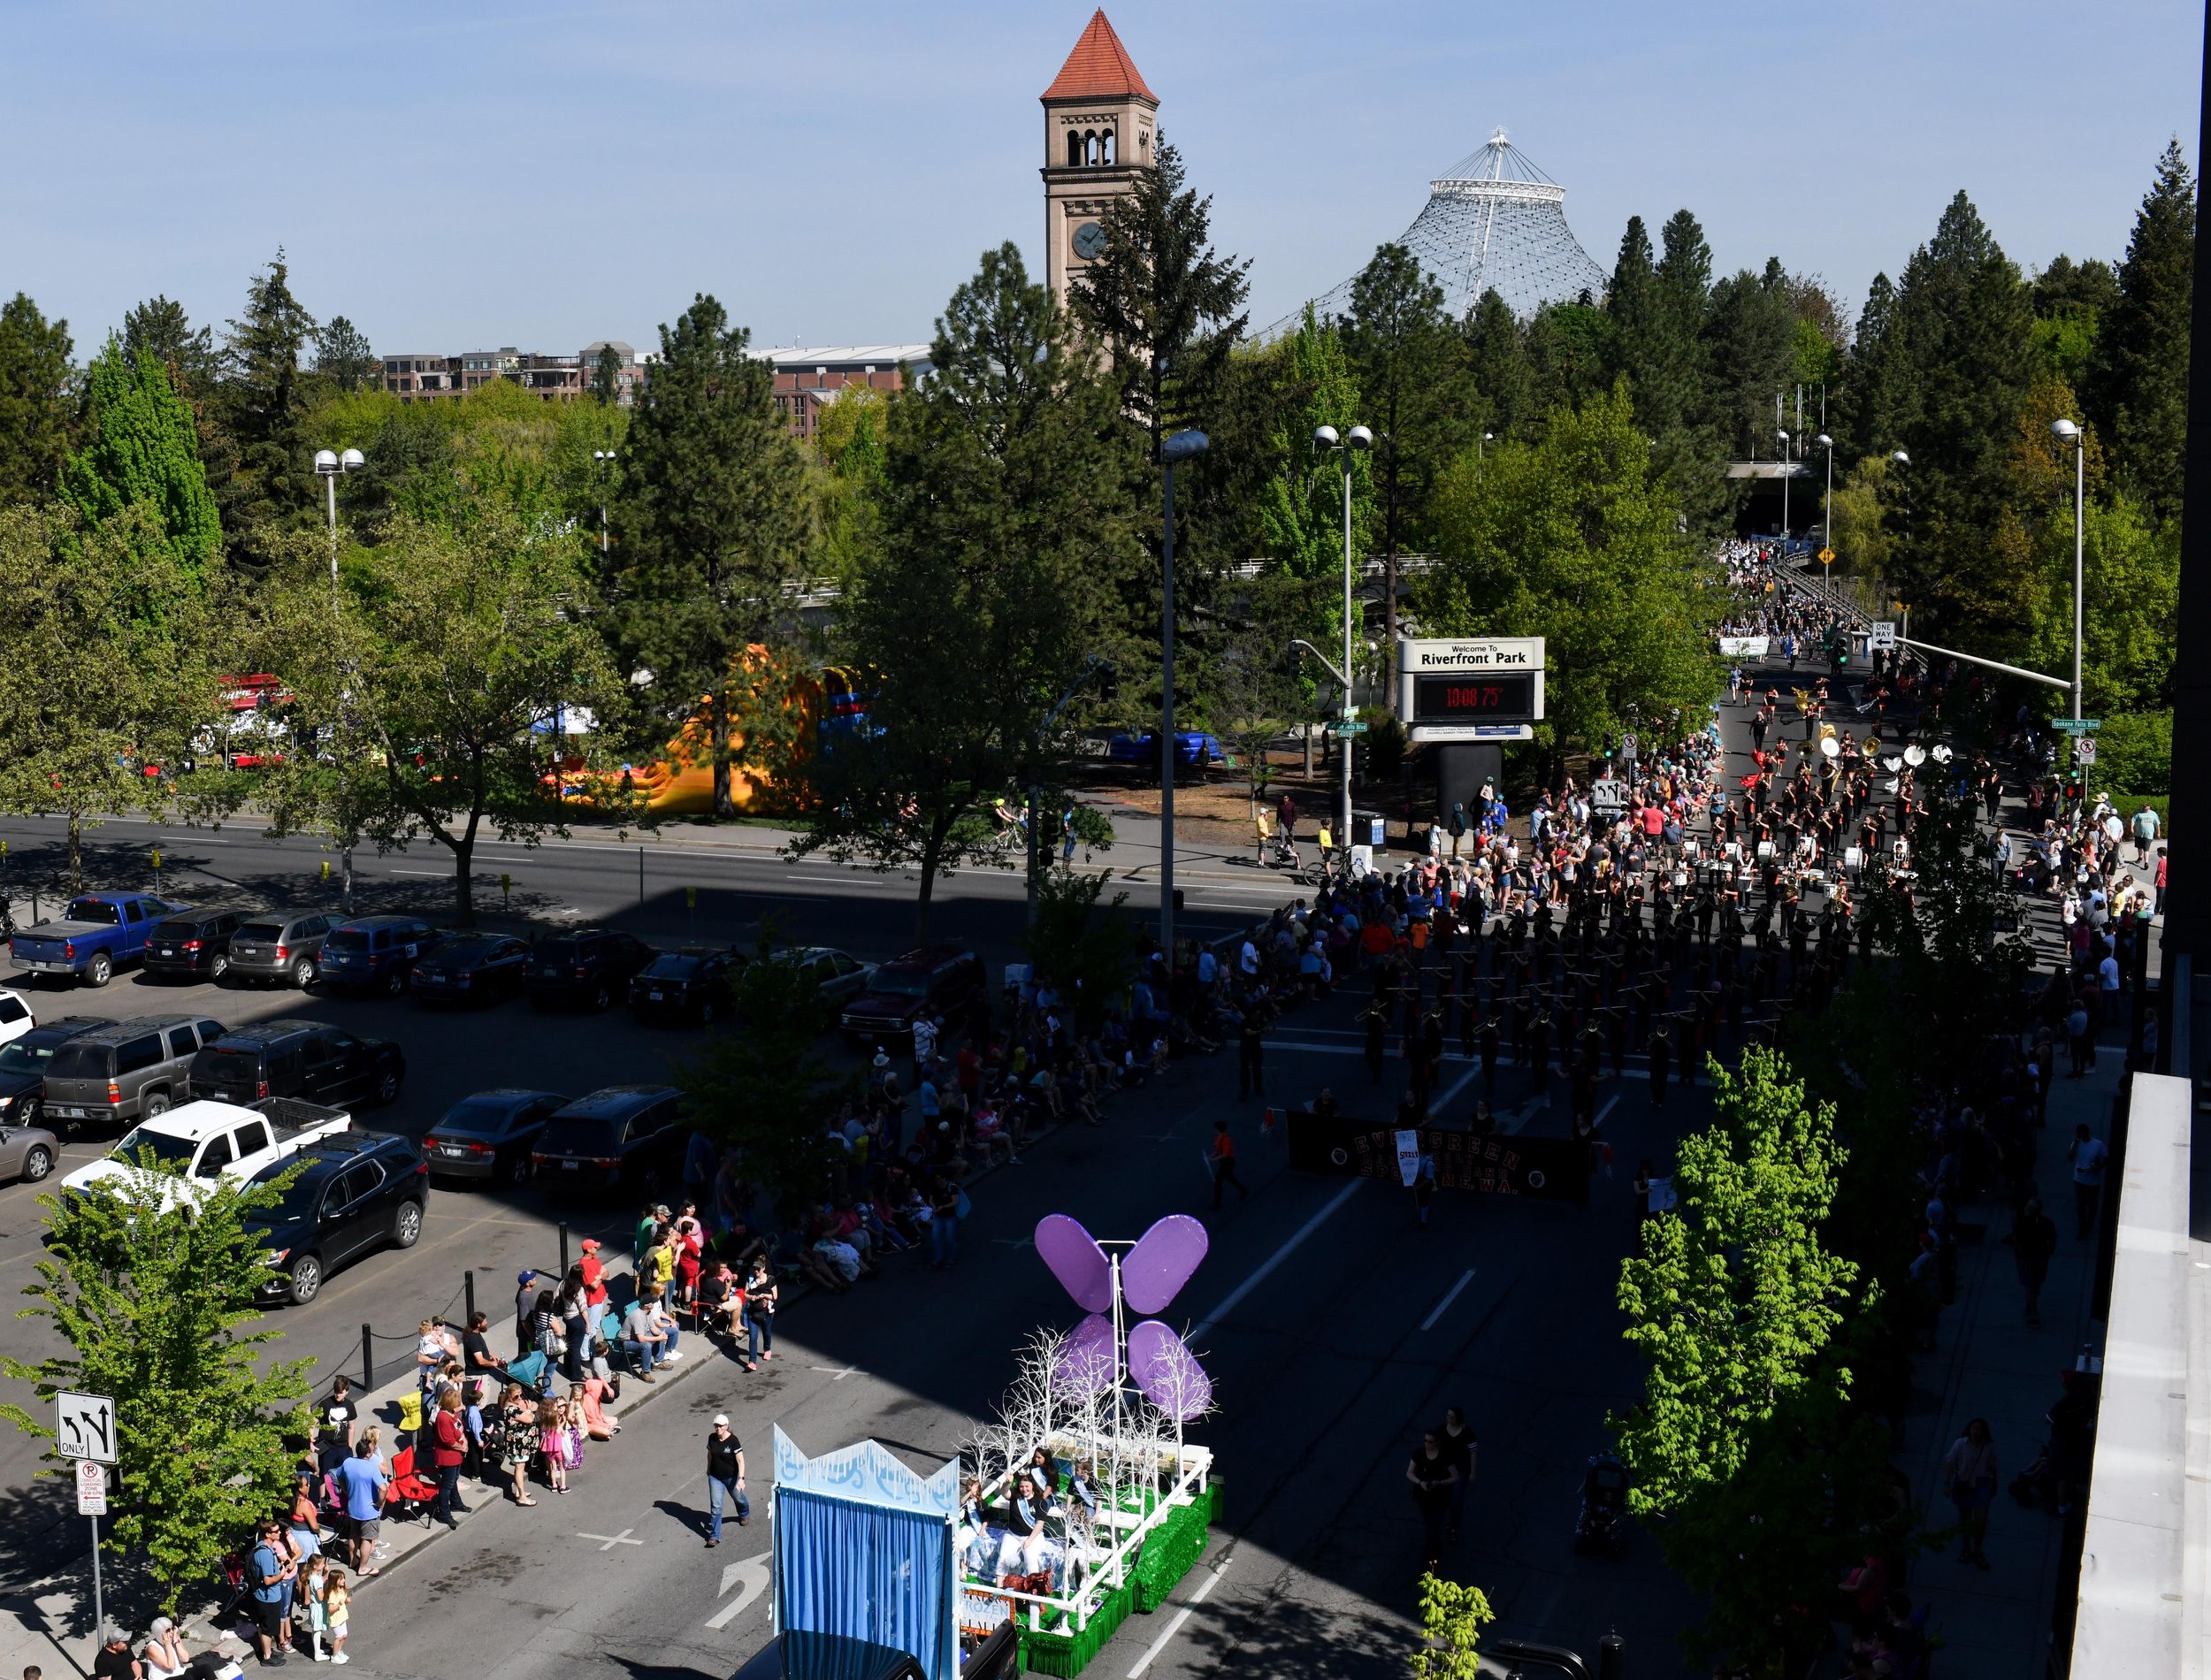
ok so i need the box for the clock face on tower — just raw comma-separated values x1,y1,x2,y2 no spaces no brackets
1072,220,1107,261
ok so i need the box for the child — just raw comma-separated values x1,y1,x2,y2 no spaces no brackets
539,1398,578,1494
323,1566,351,1666
300,1554,330,1661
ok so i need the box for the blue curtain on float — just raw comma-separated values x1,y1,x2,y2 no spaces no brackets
772,1427,960,1680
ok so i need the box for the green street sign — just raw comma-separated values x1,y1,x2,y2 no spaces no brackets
1327,721,1368,737
2053,718,2101,733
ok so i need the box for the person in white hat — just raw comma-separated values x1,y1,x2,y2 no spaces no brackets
704,1416,747,1546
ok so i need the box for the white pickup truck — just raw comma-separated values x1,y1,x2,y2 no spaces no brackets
62,1096,352,1207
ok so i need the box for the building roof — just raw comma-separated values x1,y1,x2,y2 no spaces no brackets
754,345,931,370
1042,10,1156,104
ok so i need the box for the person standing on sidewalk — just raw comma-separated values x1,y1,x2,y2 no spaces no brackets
429,1387,469,1528
1238,1014,1265,1100
2008,1197,2059,1327
1208,1119,1249,1210
703,1416,749,1546
2069,1125,2108,1239
1940,1418,2000,1569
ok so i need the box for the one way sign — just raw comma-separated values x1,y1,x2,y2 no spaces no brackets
56,1392,116,1464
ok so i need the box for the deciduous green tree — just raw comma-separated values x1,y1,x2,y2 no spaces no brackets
609,294,810,818
1253,307,1370,586
60,336,222,584
1411,1574,1494,1680
0,1156,311,1617
0,292,74,504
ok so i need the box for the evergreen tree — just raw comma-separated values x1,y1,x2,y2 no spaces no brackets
793,244,1136,942
1522,302,1615,422
1071,137,1251,455
592,342,625,406
1888,192,2034,640
0,293,74,504
0,1157,313,1618
1254,307,1371,586
59,336,222,584
217,251,318,569
1835,272,1912,463
1652,208,1716,434
1605,216,1665,425
1343,243,1461,660
1464,288,1533,439
2089,139,2195,523
122,295,220,400
2031,255,2118,389
312,315,378,393
1704,261,1799,463
610,294,810,818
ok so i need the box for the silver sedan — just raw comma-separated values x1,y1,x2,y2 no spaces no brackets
0,1119,61,1186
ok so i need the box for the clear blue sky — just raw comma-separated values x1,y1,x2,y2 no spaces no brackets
3,1,2199,357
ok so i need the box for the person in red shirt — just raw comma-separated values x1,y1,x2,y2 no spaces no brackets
429,1387,469,1529
1208,1119,1248,1210
578,1239,608,1339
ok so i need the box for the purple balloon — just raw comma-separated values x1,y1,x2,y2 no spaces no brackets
1036,1214,1112,1314
1054,1314,1115,1395
1128,1320,1213,1421
1121,1214,1208,1317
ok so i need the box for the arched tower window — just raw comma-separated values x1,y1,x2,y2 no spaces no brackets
1102,128,1116,165
1067,130,1083,168
1084,131,1100,166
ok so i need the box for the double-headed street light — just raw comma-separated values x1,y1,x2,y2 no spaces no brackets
1314,423,1373,851
592,449,617,555
1776,428,1791,542
1814,432,1834,605
1158,429,1210,963
312,447,364,596
2051,417,2085,722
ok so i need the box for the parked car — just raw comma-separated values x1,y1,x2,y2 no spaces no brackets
63,1096,353,1210
0,988,34,1050
530,1085,686,1194
249,1131,428,1305
0,1018,109,1129
421,1088,566,1186
40,1014,226,1133
628,948,738,1025
839,945,985,1042
410,933,531,1006
315,916,440,997
9,893,193,988
525,930,657,1012
143,911,248,984
792,947,876,1011
0,1109,61,1186
186,1019,405,1109
226,913,335,989
1106,729,1227,769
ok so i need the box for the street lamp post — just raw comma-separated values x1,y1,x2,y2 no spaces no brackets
2051,418,2085,721
1157,430,1210,964
592,449,616,556
312,447,365,913
1777,429,1791,544
1815,432,1834,607
1314,424,1373,851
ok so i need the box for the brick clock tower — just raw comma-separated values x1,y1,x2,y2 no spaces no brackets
1040,10,1157,305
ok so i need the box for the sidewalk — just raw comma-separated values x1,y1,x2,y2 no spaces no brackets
1895,1047,2123,1676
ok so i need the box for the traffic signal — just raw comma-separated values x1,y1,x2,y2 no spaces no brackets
1094,661,1119,703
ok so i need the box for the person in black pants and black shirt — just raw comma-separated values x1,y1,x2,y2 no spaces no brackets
1405,1431,1459,1569
704,1417,748,1546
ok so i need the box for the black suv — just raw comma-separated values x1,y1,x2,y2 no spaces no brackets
531,1086,685,1194
143,911,247,983
839,945,984,1042
526,930,656,1012
249,1132,428,1305
628,948,738,1025
187,1019,406,1108
316,916,440,997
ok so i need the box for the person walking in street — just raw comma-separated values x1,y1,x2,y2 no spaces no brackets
742,1254,777,1363
1439,1406,1477,1544
2008,1197,2058,1327
1940,1418,2000,1569
1208,1119,1248,1210
428,1387,468,1529
703,1415,749,1546
1238,1014,1265,1100
2069,1124,2108,1239
1405,1430,1459,1571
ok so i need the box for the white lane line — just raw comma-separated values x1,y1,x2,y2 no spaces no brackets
1593,1093,1622,1128
1126,1554,1230,1678
1189,1180,1362,1345
157,835,232,844
387,868,448,876
1420,1268,1477,1332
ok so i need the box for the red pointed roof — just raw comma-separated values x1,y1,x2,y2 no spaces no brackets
1042,10,1156,104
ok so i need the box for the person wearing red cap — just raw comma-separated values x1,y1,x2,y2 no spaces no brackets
578,1239,608,1340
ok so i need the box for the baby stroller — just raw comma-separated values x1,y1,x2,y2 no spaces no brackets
1572,1451,1631,1558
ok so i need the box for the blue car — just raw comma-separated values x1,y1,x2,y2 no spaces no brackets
1106,730,1227,768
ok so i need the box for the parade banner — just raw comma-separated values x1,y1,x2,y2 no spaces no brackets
1718,636,1771,658
1284,1111,1589,1203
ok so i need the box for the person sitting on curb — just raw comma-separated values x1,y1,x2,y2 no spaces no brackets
619,1289,669,1382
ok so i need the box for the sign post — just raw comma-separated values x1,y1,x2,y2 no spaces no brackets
57,1392,115,1642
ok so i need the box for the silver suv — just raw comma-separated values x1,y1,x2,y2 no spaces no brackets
228,915,333,989
41,1015,225,1133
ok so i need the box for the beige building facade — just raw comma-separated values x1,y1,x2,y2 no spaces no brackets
1039,10,1157,305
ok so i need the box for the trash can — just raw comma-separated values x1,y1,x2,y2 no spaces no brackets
1351,809,1386,849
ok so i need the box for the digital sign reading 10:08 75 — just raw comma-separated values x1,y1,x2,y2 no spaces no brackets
1411,672,1539,725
